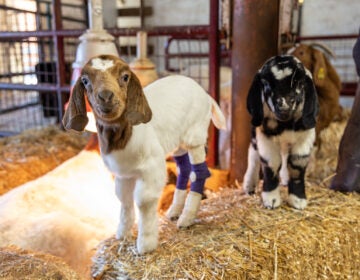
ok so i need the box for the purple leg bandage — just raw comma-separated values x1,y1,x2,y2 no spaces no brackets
174,153,191,190
190,162,211,194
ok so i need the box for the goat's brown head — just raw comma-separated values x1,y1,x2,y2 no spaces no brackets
288,44,329,88
63,54,152,132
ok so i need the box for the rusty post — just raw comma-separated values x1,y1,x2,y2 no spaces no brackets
230,0,280,182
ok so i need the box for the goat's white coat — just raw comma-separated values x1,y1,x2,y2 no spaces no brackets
101,75,226,253
91,58,114,71
179,65,232,169
271,66,293,80
0,150,119,275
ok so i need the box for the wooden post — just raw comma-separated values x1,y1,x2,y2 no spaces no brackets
230,0,280,182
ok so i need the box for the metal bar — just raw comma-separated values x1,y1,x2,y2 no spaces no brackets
0,25,210,40
0,71,36,78
0,83,70,92
0,4,42,14
36,0,86,8
208,0,220,167
0,101,40,115
118,6,152,17
230,0,280,182
62,16,87,24
108,25,211,37
52,0,66,122
166,53,209,58
297,34,358,41
140,0,145,29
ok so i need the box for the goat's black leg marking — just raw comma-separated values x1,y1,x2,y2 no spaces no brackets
260,157,282,209
287,154,309,209
261,158,279,193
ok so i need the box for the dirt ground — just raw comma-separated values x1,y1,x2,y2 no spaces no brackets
0,125,90,195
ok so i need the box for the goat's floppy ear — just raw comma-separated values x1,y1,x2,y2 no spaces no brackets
125,71,152,125
247,73,264,127
312,48,327,87
62,78,89,132
302,75,319,129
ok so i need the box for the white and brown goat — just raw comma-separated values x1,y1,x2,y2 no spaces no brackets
63,55,226,254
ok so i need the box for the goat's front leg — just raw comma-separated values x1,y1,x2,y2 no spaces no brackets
287,129,315,210
257,132,282,209
115,177,136,240
134,164,166,254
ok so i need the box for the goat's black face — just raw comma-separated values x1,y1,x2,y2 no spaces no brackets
260,56,307,122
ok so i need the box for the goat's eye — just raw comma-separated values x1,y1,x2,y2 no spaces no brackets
81,76,90,86
122,74,129,83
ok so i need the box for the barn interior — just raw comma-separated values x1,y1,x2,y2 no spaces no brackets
0,0,359,279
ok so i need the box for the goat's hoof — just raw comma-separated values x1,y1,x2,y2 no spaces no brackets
243,183,256,195
288,194,307,210
166,205,184,221
169,216,179,221
165,210,181,221
177,212,197,229
116,226,132,240
262,189,281,209
137,235,158,254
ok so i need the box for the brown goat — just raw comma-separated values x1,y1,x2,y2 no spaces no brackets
289,44,343,146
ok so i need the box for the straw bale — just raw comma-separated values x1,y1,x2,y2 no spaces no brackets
0,245,82,280
91,183,359,280
0,125,89,195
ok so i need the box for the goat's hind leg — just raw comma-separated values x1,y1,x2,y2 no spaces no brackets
115,177,136,240
177,145,210,228
243,143,261,195
166,149,191,221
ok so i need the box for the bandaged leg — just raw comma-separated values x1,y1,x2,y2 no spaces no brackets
166,153,191,220
177,146,210,228
174,153,191,190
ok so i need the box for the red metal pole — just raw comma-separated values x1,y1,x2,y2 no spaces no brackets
52,0,66,121
230,0,280,182
208,0,220,167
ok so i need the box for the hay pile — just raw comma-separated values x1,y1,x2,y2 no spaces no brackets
306,109,351,185
0,245,82,280
0,125,89,195
92,184,359,279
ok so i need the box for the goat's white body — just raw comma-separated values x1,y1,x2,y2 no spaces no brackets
101,75,226,253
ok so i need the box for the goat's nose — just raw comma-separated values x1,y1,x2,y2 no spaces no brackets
277,97,289,110
98,90,114,102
